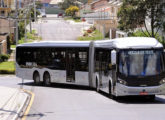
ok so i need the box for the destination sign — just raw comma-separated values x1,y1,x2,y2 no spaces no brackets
128,50,154,55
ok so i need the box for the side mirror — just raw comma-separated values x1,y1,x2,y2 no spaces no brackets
111,50,117,65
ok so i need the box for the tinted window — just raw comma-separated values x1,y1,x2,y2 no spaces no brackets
95,48,111,74
75,48,88,71
16,47,89,71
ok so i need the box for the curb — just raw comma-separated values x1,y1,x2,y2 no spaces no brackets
21,90,35,120
12,89,34,120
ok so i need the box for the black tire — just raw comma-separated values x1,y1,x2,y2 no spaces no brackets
96,78,99,92
146,95,155,101
33,71,40,85
43,72,51,86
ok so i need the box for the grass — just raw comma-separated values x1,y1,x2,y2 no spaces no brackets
11,45,16,49
73,19,81,22
0,61,15,74
77,30,104,41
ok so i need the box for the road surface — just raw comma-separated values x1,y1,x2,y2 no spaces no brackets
32,17,90,41
1,76,165,120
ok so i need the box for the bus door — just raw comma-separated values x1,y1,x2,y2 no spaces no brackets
66,50,76,82
98,52,103,87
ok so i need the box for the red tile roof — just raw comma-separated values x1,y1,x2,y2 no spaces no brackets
39,0,52,3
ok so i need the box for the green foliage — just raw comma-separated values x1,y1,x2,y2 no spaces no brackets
18,21,25,40
65,16,81,22
30,8,40,22
0,61,15,74
129,30,164,45
18,30,39,44
0,54,10,62
36,1,43,9
58,0,87,10
65,6,79,17
18,7,40,39
118,0,165,38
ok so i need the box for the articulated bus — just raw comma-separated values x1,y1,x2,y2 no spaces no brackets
16,37,165,99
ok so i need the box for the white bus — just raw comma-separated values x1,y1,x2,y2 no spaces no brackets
16,37,165,99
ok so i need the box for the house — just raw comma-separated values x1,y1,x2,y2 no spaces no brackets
0,0,15,54
87,0,124,39
39,0,51,8
91,0,109,12
49,0,63,8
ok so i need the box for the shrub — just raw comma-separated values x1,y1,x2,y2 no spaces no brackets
0,54,10,62
90,26,96,31
73,16,80,20
87,29,92,33
0,70,15,74
65,6,79,17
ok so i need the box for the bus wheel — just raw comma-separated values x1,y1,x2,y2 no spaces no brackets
96,78,99,92
33,72,40,85
44,72,51,86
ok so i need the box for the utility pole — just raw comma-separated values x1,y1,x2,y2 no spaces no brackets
33,0,36,22
28,4,32,33
15,0,18,45
24,12,27,42
29,13,32,33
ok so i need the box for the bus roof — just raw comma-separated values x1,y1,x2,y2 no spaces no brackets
94,37,163,49
17,41,91,48
17,37,163,49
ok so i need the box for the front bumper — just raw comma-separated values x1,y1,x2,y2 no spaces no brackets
115,83,165,96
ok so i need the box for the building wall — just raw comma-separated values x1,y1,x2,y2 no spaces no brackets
0,19,14,34
94,19,118,36
91,0,123,38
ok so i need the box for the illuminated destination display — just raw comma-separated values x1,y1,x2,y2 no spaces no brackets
128,50,154,55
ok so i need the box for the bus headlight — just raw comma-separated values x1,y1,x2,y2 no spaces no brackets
117,79,127,85
159,79,165,85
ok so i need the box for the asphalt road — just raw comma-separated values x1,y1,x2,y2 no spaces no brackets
1,76,165,120
32,17,89,41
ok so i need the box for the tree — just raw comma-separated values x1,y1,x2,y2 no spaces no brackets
36,1,43,9
18,8,40,40
118,0,165,38
65,6,79,17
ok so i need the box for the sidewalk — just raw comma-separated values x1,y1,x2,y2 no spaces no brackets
0,86,31,120
8,48,15,62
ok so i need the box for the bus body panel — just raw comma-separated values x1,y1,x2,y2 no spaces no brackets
51,70,66,83
116,83,165,96
75,72,89,86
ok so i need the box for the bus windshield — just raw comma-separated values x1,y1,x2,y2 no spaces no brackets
119,49,165,76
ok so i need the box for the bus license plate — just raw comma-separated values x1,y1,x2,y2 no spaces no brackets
139,92,148,95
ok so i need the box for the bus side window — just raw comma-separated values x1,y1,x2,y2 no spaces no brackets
50,49,66,70
77,51,88,71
